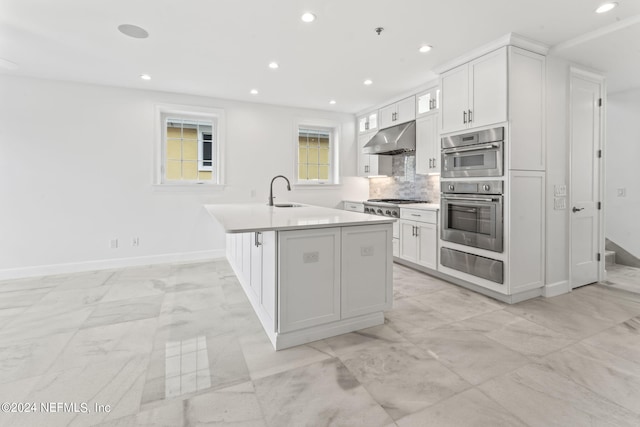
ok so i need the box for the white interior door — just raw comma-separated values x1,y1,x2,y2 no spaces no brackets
570,70,603,289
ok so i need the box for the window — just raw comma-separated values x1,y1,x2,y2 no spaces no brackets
156,105,225,186
297,126,334,183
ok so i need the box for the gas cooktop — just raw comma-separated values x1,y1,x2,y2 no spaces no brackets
367,199,429,204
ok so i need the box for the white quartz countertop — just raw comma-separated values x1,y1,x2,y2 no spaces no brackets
205,203,395,233
401,203,440,211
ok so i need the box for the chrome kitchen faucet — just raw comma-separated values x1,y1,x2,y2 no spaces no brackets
268,175,291,206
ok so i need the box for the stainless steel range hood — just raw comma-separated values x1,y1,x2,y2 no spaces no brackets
362,121,416,155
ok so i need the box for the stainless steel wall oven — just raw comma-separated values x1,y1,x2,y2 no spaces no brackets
441,180,503,253
441,127,504,178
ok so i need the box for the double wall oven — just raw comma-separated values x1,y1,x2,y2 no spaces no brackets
439,127,505,284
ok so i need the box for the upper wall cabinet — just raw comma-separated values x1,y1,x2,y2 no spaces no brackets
440,45,546,170
379,96,416,129
357,111,378,134
416,86,440,117
440,48,508,134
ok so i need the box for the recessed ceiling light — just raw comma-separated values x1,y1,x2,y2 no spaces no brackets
301,12,316,23
419,45,432,53
595,2,618,13
118,24,149,39
329,100,336,105
140,74,151,80
268,62,279,69
364,79,373,86
250,89,259,95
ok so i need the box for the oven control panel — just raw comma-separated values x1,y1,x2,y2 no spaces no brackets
441,180,503,195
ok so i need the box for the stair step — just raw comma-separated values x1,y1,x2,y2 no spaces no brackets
605,250,616,267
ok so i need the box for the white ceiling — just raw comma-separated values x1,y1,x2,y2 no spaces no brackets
1,0,639,112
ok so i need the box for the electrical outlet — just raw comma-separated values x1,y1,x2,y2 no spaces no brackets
617,188,627,197
554,197,566,210
361,246,374,257
303,252,319,263
132,237,140,247
109,238,118,249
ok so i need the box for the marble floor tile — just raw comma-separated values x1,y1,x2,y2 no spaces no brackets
0,306,95,342
82,295,163,329
383,297,456,337
254,358,393,427
446,310,575,357
53,269,119,290
578,281,640,304
479,363,640,427
603,264,640,294
396,388,528,427
4,355,149,427
541,342,640,414
324,324,407,357
0,332,75,384
412,286,505,323
581,315,640,363
100,279,166,303
545,288,640,324
392,265,449,299
0,288,50,310
339,342,470,420
504,297,615,339
405,328,530,385
49,318,158,373
153,306,235,349
27,284,110,311
238,330,333,380
141,331,250,407
159,286,226,316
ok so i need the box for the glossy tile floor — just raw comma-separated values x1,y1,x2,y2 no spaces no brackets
1,260,640,426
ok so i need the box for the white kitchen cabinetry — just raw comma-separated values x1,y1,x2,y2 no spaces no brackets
357,133,391,177
416,87,440,117
415,114,440,175
341,225,393,319
398,209,437,270
379,96,416,129
440,47,507,134
357,111,378,134
343,201,365,212
278,227,341,333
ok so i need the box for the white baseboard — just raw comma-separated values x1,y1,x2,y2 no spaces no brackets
0,250,226,281
543,280,570,298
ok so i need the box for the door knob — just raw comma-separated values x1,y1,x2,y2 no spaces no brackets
572,207,584,213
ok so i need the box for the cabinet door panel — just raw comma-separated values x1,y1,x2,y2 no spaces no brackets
379,104,396,129
278,228,341,333
341,224,393,318
249,233,262,301
416,115,436,175
261,231,277,330
399,220,418,262
469,48,507,128
417,223,437,269
357,133,372,177
396,96,416,124
440,65,469,134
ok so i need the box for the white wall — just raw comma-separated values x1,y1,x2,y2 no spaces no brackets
606,89,640,258
0,75,368,278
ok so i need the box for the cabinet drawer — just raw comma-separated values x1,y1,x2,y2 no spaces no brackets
343,202,364,212
400,208,437,223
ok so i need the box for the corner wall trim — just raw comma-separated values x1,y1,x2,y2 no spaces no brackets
0,250,226,281
543,280,570,298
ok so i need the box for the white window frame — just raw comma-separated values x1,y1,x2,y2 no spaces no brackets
294,118,340,186
154,104,225,189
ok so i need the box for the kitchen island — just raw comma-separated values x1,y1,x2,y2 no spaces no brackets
205,203,395,350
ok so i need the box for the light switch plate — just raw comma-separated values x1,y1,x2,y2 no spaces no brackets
554,197,566,210
554,185,567,197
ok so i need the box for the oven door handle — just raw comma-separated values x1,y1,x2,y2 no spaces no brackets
442,143,498,154
443,195,499,202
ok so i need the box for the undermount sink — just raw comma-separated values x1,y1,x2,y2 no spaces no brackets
274,203,303,208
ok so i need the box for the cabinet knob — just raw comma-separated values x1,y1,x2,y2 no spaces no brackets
448,184,455,191
483,184,490,191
